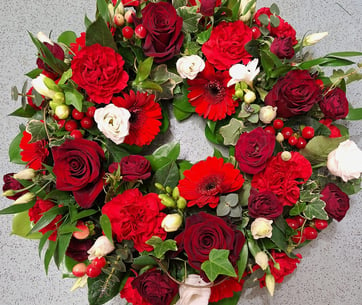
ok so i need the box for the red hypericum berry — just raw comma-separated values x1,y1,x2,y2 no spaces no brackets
302,126,315,139
251,26,261,39
281,127,293,139
57,119,66,129
291,231,306,244
273,119,284,130
288,135,298,146
124,10,134,23
264,126,275,134
86,265,102,278
303,227,318,240
122,26,134,39
72,221,90,240
114,14,125,27
294,216,305,227
314,219,328,230
91,257,106,269
72,108,85,120
81,117,94,129
315,79,324,89
296,137,307,149
72,263,87,277
70,129,83,139
86,106,96,118
135,24,147,39
65,120,78,132
286,218,299,230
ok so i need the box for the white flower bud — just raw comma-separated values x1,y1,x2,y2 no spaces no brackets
265,274,275,296
55,104,70,119
87,236,115,261
31,74,57,99
13,168,36,180
276,132,284,143
37,32,54,45
255,251,269,270
239,0,256,22
281,151,292,161
303,32,328,46
251,218,273,239
259,106,277,124
161,214,183,232
176,55,205,80
244,89,256,104
14,193,35,205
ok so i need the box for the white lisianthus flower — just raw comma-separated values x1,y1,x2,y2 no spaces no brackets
327,140,362,182
161,213,183,232
13,168,36,180
31,74,57,99
255,251,269,270
37,31,54,45
94,104,130,145
87,236,115,261
251,217,273,239
239,0,257,22
176,55,205,80
14,193,35,205
303,32,328,46
265,274,275,296
227,58,260,88
175,274,211,305
259,106,277,124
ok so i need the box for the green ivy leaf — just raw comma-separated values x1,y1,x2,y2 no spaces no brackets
177,7,202,33
86,17,117,51
219,118,245,146
201,249,237,282
63,86,84,112
26,120,47,143
146,236,178,259
304,199,329,220
289,202,307,216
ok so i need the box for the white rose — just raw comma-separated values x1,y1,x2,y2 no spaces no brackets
176,55,205,80
259,106,277,124
175,274,211,305
161,213,183,232
87,236,115,261
31,74,57,99
327,140,362,182
94,104,130,145
251,218,273,239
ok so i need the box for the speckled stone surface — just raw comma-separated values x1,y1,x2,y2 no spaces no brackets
0,1,361,305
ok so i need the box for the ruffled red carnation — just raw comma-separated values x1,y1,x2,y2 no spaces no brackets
28,199,62,241
187,61,237,121
209,277,244,303
101,189,166,252
120,277,151,305
112,91,162,146
19,130,49,170
251,152,312,206
319,119,342,138
178,157,244,208
69,32,86,55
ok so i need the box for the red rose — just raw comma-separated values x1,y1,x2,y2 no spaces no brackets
28,199,62,241
52,138,105,209
265,70,323,118
235,127,275,175
175,212,245,274
202,21,253,70
248,188,283,219
140,2,184,63
120,277,151,305
2,173,27,200
200,0,217,16
319,87,349,120
101,189,166,252
319,119,342,138
321,183,350,222
109,155,151,182
71,43,129,104
65,238,93,262
270,37,295,59
132,270,178,305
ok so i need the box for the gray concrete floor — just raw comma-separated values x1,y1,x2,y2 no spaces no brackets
0,1,361,305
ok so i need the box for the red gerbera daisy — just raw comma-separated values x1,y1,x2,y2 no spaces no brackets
112,90,162,146
187,61,237,121
19,130,49,170
178,157,244,208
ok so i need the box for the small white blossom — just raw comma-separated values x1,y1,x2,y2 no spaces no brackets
14,193,35,205
251,217,273,239
37,32,54,45
161,213,183,232
13,168,36,180
303,32,328,46
259,106,277,124
87,236,115,261
255,251,269,270
176,55,205,80
227,59,260,88
31,74,57,99
175,274,211,305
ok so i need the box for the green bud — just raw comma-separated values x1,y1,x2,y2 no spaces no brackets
176,197,187,210
154,183,165,191
43,77,61,92
172,187,180,200
234,89,244,99
52,92,65,104
2,190,16,197
55,104,70,119
158,194,176,208
165,186,172,194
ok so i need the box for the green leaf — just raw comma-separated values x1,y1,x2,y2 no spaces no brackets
173,94,195,113
237,242,248,280
326,51,362,57
58,69,73,85
197,27,212,44
345,107,362,120
86,17,117,51
289,202,307,216
104,140,130,163
219,118,244,146
178,160,193,179
38,230,53,257
139,80,163,92
63,86,84,112
258,14,270,26
270,224,290,255
173,106,193,121
57,31,77,46
97,0,110,23
304,199,329,220
135,57,154,83
54,233,72,268
100,214,114,245
9,105,37,118
270,15,280,27
173,0,188,9
44,240,57,274
132,255,158,267
72,209,98,222
84,14,92,29
28,206,64,235
0,202,35,215
25,68,42,79
9,127,26,164
201,249,237,282
177,7,202,33
151,64,183,84
269,3,280,15
146,236,178,259
26,119,47,143
152,161,180,190
146,142,180,170
11,211,42,239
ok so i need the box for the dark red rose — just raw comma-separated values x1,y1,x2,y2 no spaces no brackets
52,138,105,209
2,173,26,200
265,70,323,118
319,119,342,138
139,2,184,63
200,0,217,16
175,212,245,273
202,21,253,70
71,43,129,104
109,155,151,182
132,269,178,305
321,183,350,222
270,37,295,59
65,238,93,262
248,188,283,219
120,277,151,305
235,127,275,175
37,42,65,79
319,87,349,120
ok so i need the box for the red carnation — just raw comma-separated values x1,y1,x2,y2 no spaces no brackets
69,32,86,55
319,119,342,138
112,91,162,146
187,61,237,121
209,277,244,303
178,157,244,208
19,130,49,170
101,189,166,252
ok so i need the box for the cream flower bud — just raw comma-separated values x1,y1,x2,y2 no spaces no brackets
14,193,35,205
31,74,57,99
276,132,284,143
259,106,277,124
37,32,54,45
239,0,256,22
94,104,130,145
244,89,256,104
265,274,275,296
13,168,36,180
87,236,115,261
255,251,269,270
175,274,211,305
2,190,16,197
303,32,328,46
55,104,70,119
161,214,183,232
251,218,273,239
115,2,124,15
108,3,115,21
281,151,292,161
176,55,205,80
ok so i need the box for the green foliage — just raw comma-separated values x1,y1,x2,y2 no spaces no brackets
9,126,26,164
147,142,180,170
304,199,329,220
62,84,84,112
57,31,77,46
11,211,42,239
96,0,110,23
100,214,114,246
86,17,117,51
177,7,202,33
152,161,180,191
237,242,248,280
0,201,35,215
201,249,237,282
219,118,245,146
146,236,178,259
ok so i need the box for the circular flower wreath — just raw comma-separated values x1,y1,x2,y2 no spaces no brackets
2,1,362,305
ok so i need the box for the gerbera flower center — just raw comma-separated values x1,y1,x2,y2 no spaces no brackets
206,81,225,104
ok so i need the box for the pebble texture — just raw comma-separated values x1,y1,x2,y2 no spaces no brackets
0,1,361,305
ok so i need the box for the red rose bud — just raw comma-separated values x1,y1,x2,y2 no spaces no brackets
200,0,217,16
319,87,349,120
321,183,350,222
248,188,283,219
270,37,295,59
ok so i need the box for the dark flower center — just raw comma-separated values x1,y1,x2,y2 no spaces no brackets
206,81,225,104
